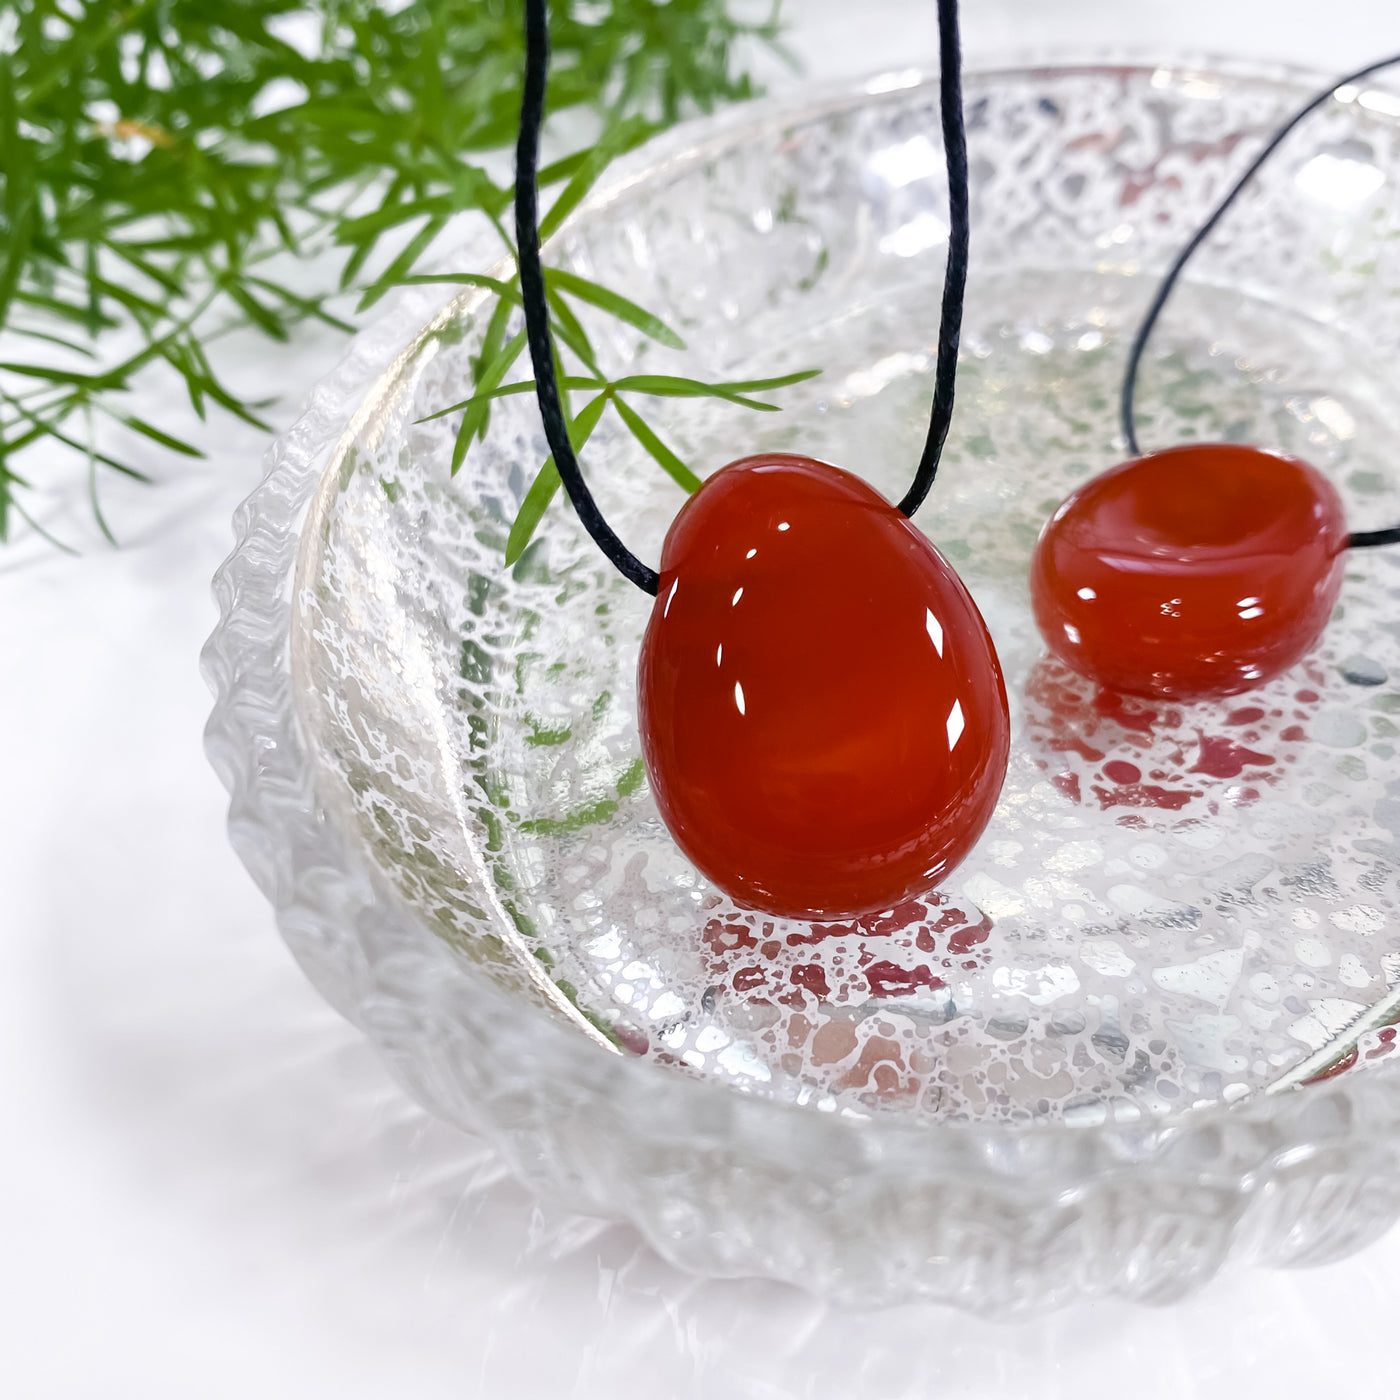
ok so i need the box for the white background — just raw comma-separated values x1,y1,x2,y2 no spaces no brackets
6,2,1400,1396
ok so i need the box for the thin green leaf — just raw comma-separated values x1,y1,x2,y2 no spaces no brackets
2,399,153,483
3,411,70,460
0,197,37,333
0,363,100,388
506,463,563,570
394,272,519,301
544,288,601,375
467,290,516,437
83,243,104,339
417,376,603,425
84,409,117,547
358,214,449,312
609,375,781,411
224,283,289,342
545,268,684,349
247,278,357,335
473,290,514,384
334,195,456,246
103,240,186,298
88,277,166,323
338,237,378,294
115,415,206,459
0,449,32,488
612,395,701,493
80,447,147,482
8,497,78,555
536,149,590,188
193,366,273,433
539,115,652,242
14,291,118,332
710,369,823,393
9,326,97,359
453,328,527,475
157,339,206,420
505,392,610,566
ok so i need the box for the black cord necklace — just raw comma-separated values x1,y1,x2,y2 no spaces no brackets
514,0,971,593
1035,55,1400,704
1120,53,1400,523
514,0,1007,923
510,8,1400,915
514,0,659,595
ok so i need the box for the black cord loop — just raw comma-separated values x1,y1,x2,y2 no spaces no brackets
1120,54,1400,555
516,0,660,594
516,0,971,590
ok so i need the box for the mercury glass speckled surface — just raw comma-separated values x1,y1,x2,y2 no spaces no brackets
209,64,1400,1311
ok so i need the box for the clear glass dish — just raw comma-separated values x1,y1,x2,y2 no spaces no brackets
205,61,1400,1314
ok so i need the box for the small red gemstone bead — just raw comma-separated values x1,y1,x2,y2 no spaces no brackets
638,453,1010,920
1030,443,1348,701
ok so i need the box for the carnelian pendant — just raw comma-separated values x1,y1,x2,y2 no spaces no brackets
1030,443,1348,702
638,453,1010,920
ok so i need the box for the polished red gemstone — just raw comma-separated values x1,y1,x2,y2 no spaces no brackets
638,453,1010,920
1030,443,1348,701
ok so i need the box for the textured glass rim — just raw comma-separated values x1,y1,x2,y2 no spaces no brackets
203,59,1400,1244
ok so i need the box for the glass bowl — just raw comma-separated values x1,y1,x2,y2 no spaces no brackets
205,61,1400,1315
